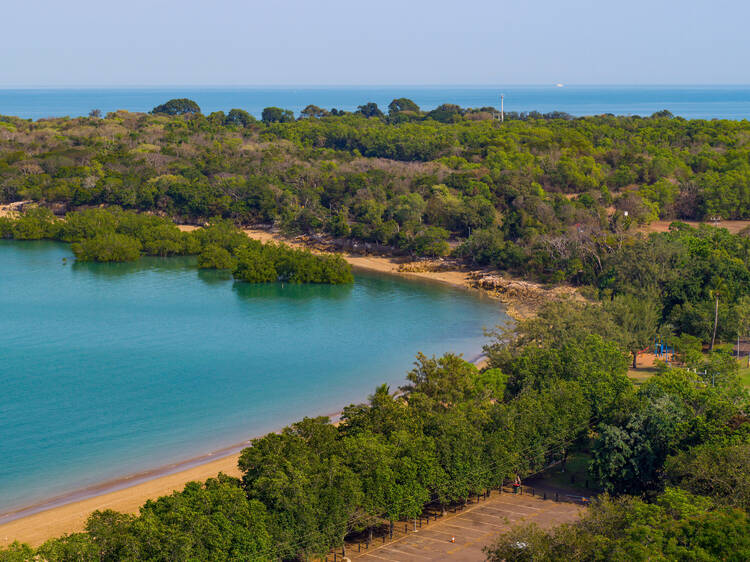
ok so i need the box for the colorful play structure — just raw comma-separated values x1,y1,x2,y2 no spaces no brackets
654,338,674,363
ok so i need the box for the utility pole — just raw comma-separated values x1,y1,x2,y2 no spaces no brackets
500,94,504,123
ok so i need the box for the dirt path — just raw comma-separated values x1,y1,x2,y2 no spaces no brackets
642,219,750,234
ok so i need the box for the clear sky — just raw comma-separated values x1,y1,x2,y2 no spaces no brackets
3,0,748,86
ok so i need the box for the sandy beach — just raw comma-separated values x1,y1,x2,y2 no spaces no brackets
0,352,492,548
0,226,496,548
0,454,242,547
179,224,479,292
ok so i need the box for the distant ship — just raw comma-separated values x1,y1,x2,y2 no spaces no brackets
556,83,564,87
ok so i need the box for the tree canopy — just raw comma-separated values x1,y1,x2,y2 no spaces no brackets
151,98,201,115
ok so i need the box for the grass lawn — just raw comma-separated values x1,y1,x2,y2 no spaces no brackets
628,366,658,386
738,364,750,388
531,452,600,495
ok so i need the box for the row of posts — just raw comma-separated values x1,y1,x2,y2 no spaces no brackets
325,485,567,560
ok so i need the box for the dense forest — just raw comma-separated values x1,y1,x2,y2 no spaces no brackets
3,99,750,337
2,99,750,264
2,100,750,560
1,300,747,560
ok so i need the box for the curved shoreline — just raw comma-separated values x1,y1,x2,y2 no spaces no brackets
0,405,344,530
0,239,498,547
0,358,491,547
0,226,498,546
0,443,249,527
0,411,345,547
0,355,491,547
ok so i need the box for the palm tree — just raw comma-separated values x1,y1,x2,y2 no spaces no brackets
710,277,728,351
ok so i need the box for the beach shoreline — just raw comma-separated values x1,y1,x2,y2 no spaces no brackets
0,356,490,547
180,224,482,294
0,452,245,548
0,411,338,547
0,225,501,547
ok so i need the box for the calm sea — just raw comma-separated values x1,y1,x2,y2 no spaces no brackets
0,241,504,516
1,86,749,120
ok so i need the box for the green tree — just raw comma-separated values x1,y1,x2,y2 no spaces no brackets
132,476,271,561
239,418,361,560
411,226,450,257
666,442,750,512
225,108,255,127
388,98,420,114
356,102,384,118
11,206,60,239
401,353,485,406
151,98,201,115
261,106,294,123
605,293,660,368
300,105,330,118
72,233,142,262
197,244,237,270
0,542,39,562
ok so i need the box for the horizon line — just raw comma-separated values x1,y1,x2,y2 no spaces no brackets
2,83,750,90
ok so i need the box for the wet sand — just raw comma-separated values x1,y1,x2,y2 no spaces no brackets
0,454,242,547
0,354,493,547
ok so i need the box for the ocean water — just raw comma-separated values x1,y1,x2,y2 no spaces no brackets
1,86,749,121
0,241,505,516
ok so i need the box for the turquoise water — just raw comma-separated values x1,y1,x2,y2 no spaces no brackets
0,241,505,515
1,86,750,120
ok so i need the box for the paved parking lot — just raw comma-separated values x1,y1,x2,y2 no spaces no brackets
349,491,583,561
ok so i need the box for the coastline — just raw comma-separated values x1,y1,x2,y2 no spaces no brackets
0,451,244,547
0,357,494,548
183,224,481,294
227,227,580,320
0,229,498,548
0,410,342,547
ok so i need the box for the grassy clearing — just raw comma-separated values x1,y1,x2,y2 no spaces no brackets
531,453,600,495
738,364,750,388
628,366,658,386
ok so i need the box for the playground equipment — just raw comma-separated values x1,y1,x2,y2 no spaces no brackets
654,338,674,364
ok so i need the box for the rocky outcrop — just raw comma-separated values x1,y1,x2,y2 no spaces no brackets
397,260,459,273
470,273,581,319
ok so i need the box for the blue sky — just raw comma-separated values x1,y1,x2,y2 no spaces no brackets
3,0,748,86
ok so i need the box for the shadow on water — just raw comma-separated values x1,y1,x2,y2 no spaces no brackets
70,255,197,277
232,279,353,302
66,253,355,303
196,268,234,285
